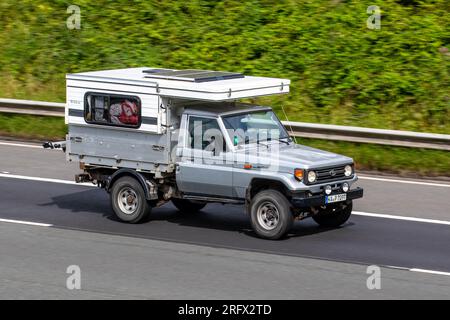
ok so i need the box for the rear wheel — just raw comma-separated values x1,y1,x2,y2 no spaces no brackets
172,198,207,213
312,201,352,228
110,176,151,223
249,190,293,240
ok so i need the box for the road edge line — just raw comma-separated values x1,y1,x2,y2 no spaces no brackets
409,268,450,277
353,211,450,226
0,218,53,227
0,173,94,187
358,175,450,188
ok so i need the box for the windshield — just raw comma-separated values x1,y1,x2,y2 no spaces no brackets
222,110,290,146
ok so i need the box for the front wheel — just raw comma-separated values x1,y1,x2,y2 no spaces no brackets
312,201,352,228
110,176,151,223
249,190,293,240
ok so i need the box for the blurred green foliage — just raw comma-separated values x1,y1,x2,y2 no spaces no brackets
0,0,448,133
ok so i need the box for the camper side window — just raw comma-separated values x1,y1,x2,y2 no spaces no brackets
84,93,141,128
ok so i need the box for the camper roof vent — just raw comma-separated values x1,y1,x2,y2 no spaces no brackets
142,68,244,82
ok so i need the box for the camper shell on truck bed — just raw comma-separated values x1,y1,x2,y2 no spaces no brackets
65,67,290,175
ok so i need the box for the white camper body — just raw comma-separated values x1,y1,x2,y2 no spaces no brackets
65,67,290,175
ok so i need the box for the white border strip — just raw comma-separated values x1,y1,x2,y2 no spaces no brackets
0,218,52,227
353,211,450,226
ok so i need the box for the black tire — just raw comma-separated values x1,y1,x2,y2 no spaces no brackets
312,201,352,228
172,198,207,213
249,190,293,240
110,176,151,223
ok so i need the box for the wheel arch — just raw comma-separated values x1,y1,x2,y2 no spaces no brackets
246,177,291,202
106,168,154,200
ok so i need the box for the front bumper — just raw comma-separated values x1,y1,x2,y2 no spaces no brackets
291,187,363,208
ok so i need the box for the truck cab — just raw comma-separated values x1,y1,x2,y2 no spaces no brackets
56,67,363,239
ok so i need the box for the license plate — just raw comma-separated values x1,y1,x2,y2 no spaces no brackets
325,193,347,204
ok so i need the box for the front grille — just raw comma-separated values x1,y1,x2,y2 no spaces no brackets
309,165,350,184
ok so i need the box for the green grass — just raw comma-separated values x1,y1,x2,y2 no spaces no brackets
0,114,66,140
0,114,448,177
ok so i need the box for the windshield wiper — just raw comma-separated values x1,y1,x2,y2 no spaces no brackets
266,137,291,145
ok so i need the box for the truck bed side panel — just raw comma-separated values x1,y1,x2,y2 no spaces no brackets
67,125,172,172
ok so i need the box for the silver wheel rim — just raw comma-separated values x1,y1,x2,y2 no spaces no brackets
257,201,280,230
117,187,139,215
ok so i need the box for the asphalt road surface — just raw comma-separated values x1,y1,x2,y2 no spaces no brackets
0,141,449,299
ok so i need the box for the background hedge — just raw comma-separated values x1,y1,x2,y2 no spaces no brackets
0,0,448,132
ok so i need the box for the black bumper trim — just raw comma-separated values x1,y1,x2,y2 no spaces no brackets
291,187,363,208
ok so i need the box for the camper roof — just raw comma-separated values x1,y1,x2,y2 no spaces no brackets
67,67,290,101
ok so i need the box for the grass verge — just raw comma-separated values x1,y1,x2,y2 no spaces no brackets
0,114,66,141
0,114,448,177
296,138,450,178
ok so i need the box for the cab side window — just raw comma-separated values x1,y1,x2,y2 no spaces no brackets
188,116,227,154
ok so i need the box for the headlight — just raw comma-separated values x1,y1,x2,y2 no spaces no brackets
344,165,353,177
307,171,317,183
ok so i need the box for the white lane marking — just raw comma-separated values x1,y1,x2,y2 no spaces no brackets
0,141,43,149
0,218,52,227
409,268,450,277
386,265,410,271
353,211,450,226
0,173,94,187
0,141,61,151
358,175,450,188
380,265,450,278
